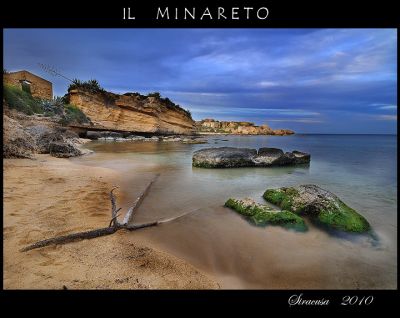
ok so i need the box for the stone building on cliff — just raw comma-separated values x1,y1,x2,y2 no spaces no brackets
3,70,52,100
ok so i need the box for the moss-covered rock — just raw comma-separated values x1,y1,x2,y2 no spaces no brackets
224,198,307,230
263,185,370,233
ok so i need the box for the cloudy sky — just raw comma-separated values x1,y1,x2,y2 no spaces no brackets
4,28,397,133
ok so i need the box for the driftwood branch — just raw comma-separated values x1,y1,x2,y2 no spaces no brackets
20,227,118,252
110,186,120,227
21,176,161,252
122,174,159,225
108,212,121,228
20,222,162,252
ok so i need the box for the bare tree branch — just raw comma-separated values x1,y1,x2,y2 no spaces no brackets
122,174,159,225
110,186,119,218
20,227,118,252
108,212,121,228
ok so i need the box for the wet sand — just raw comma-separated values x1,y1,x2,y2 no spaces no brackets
3,155,218,289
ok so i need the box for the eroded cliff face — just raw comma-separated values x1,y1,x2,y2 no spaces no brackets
68,89,195,134
195,119,294,135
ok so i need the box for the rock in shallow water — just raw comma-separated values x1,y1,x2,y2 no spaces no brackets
192,147,310,168
224,198,307,230
193,147,257,168
263,184,370,233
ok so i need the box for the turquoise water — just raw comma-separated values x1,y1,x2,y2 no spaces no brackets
74,134,397,289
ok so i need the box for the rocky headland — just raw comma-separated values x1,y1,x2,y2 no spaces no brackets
192,147,310,168
3,81,201,159
68,89,195,135
195,118,294,136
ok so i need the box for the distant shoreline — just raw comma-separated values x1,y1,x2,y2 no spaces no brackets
197,132,397,136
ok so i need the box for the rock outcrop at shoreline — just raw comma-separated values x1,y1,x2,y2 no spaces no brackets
3,114,36,158
3,110,87,159
192,147,310,168
68,89,195,135
195,119,294,136
263,185,371,233
85,130,208,144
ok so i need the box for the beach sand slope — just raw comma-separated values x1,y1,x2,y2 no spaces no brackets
3,155,218,289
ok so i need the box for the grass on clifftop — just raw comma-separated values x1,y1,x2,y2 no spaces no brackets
224,198,307,231
4,84,90,125
3,84,44,115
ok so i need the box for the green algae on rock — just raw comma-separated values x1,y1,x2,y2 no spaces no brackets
224,198,307,231
263,185,370,233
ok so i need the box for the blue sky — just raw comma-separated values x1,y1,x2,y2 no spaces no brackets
3,28,397,133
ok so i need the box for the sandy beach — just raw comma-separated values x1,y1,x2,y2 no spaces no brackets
3,154,218,289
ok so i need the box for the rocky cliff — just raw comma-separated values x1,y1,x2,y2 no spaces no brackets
195,119,294,135
68,89,195,135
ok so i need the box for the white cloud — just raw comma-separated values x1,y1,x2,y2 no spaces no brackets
164,90,227,97
268,119,324,123
376,115,397,121
379,105,397,110
258,81,280,87
369,103,397,110
188,106,320,117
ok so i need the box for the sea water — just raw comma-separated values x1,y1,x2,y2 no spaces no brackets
73,134,397,289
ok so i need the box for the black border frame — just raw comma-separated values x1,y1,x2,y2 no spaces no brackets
1,0,398,311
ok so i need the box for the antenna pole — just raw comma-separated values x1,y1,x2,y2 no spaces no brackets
38,63,74,83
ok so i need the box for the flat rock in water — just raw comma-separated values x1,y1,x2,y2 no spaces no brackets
254,148,285,165
292,151,311,164
193,147,257,168
263,184,371,233
192,147,310,168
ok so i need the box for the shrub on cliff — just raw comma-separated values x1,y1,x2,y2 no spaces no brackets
36,96,89,125
147,92,161,99
40,96,65,117
68,78,106,93
59,104,90,126
3,84,44,115
68,79,117,105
